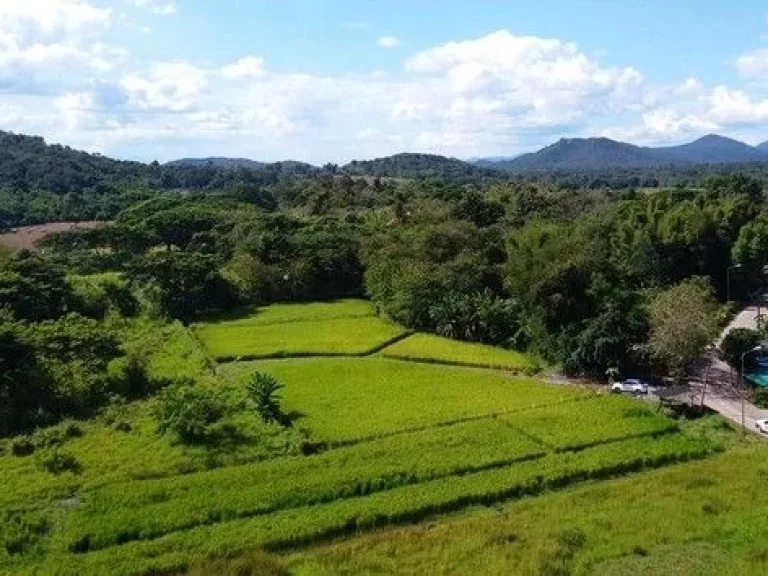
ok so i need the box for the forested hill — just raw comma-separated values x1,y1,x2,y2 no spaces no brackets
165,157,267,169
343,153,495,179
0,131,321,228
659,134,767,164
502,138,659,171
758,141,768,153
484,134,768,172
0,131,149,193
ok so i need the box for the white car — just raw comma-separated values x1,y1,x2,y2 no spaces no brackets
611,379,649,395
756,419,768,434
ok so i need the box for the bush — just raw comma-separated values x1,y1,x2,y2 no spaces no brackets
153,380,226,443
246,372,286,425
100,395,132,432
0,510,50,555
754,389,768,409
38,448,81,475
106,352,152,398
11,436,35,457
32,420,83,449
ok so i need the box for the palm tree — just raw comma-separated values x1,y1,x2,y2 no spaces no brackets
246,372,285,424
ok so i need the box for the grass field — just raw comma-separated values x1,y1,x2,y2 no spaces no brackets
3,300,767,576
193,300,406,361
220,357,587,443
503,394,679,451
380,333,540,371
286,442,768,576
199,299,377,325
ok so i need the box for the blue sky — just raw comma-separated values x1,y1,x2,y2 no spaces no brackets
1,1,768,163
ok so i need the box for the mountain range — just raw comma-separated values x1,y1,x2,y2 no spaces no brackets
171,135,768,174
477,135,768,172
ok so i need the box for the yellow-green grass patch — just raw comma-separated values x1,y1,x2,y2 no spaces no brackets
502,394,679,451
380,332,540,372
196,299,376,327
29,433,717,576
194,316,407,361
61,419,544,553
285,443,764,576
220,357,590,443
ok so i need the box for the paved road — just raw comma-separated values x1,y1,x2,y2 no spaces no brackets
697,303,768,435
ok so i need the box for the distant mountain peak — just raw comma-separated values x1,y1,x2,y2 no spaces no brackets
477,133,768,172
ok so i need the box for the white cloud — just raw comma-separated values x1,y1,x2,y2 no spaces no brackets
121,62,208,112
8,27,768,163
377,36,401,49
221,56,265,80
707,85,768,124
134,0,177,16
0,0,117,88
0,1,111,38
737,48,768,78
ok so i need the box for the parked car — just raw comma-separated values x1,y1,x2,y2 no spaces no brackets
611,379,649,395
756,419,768,434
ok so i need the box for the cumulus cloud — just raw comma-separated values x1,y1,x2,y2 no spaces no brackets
737,48,768,78
121,62,208,112
221,56,265,80
7,26,768,162
0,0,119,90
377,36,401,49
134,0,177,16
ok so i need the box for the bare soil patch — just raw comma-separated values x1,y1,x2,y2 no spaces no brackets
0,221,105,250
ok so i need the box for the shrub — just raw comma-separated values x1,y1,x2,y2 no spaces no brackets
754,389,768,409
106,352,152,398
0,510,50,555
11,436,35,457
153,380,226,443
32,420,83,449
38,448,81,475
246,372,285,425
100,395,132,432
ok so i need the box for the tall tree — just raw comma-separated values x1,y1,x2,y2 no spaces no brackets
647,277,719,378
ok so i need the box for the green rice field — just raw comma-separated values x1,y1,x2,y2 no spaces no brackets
193,300,406,360
2,300,766,576
380,332,540,371
219,357,585,443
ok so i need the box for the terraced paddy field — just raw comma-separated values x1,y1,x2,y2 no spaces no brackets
2,300,766,576
220,358,588,444
379,332,540,371
192,300,407,361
